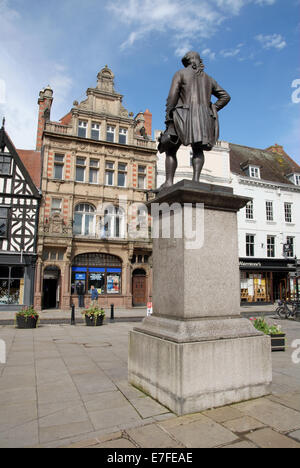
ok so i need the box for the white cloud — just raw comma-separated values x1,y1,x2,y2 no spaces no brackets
214,0,247,15
0,0,73,149
107,0,226,53
255,33,287,50
175,42,193,58
201,48,216,60
107,0,277,55
255,0,276,5
220,43,244,57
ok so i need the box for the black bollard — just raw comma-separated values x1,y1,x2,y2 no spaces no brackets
71,304,75,325
110,304,115,323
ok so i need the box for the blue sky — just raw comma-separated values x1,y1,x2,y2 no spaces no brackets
0,0,299,163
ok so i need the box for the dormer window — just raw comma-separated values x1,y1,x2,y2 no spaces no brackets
249,166,260,179
240,161,261,179
286,173,300,186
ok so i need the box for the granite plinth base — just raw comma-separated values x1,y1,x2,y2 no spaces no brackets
128,328,272,416
129,181,272,415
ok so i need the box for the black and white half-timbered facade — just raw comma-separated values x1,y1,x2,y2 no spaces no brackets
0,122,41,310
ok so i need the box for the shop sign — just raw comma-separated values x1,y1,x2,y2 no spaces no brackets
75,273,86,280
147,302,153,316
90,273,103,281
239,261,262,268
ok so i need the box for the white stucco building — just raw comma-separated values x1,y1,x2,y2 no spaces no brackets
230,143,300,303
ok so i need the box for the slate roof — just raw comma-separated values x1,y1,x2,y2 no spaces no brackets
229,143,300,186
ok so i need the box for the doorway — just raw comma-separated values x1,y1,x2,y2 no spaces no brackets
132,269,147,306
43,266,60,309
273,273,288,301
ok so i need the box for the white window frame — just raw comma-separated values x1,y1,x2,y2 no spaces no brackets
245,200,254,220
53,154,64,180
294,174,300,186
106,125,115,143
284,202,292,223
117,163,127,187
75,157,86,182
246,234,255,257
267,235,276,258
266,201,274,222
103,205,125,239
73,203,96,236
89,159,99,184
249,166,260,179
119,127,128,144
105,161,115,186
78,120,88,138
91,122,100,140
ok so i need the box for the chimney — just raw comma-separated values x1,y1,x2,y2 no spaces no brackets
36,86,53,151
143,109,152,138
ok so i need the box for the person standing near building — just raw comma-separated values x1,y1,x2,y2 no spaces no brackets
90,285,99,307
76,280,85,308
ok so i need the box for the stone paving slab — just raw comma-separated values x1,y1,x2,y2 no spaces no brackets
126,424,184,449
159,414,239,448
245,428,300,448
0,319,299,448
222,415,266,433
232,397,300,433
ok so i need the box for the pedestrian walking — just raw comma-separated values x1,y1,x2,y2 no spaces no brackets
90,285,99,307
76,280,85,308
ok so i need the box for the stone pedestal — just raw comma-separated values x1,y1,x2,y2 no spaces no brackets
128,180,272,415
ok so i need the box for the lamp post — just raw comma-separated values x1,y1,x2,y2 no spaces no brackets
295,256,300,320
283,240,300,319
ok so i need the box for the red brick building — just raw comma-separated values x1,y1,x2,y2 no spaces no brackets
34,67,157,310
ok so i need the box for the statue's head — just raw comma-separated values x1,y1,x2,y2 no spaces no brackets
181,51,204,71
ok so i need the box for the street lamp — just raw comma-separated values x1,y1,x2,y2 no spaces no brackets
283,240,300,319
294,256,300,320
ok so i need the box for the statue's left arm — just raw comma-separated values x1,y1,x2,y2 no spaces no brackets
211,79,231,111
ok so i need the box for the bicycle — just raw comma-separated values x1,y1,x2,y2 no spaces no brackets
276,300,298,319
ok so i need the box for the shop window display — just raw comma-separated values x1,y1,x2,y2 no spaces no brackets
71,253,122,295
0,266,24,305
240,272,272,303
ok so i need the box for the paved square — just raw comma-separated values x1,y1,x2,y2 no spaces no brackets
0,318,299,448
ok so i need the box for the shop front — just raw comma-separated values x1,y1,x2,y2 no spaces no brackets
0,254,36,310
240,258,296,304
71,252,124,307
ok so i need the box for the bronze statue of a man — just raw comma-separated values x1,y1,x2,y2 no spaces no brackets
158,51,231,190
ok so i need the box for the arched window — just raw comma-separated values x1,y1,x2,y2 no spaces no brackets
74,203,96,236
101,205,125,239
